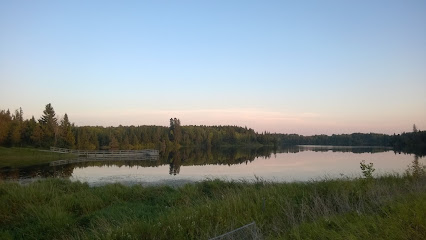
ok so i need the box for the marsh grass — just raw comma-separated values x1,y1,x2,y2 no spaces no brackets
0,174,425,239
0,147,77,168
287,192,426,240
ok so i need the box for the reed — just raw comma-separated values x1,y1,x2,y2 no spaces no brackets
0,173,425,239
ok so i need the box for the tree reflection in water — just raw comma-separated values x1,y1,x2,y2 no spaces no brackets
406,155,426,177
168,150,181,175
164,146,276,175
0,145,416,181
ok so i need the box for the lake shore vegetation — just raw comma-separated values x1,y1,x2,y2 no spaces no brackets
0,147,77,168
1,104,425,156
1,168,425,239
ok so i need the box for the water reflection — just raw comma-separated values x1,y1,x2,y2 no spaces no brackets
164,146,275,176
0,146,421,183
282,145,393,154
168,150,181,175
406,155,426,177
0,164,75,180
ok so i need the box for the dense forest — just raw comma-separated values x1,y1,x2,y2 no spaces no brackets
0,104,425,155
0,104,276,150
275,132,426,156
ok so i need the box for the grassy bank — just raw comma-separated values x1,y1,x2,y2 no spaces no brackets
1,174,425,240
0,147,77,168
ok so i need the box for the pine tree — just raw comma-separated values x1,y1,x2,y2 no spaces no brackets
9,108,24,146
413,124,418,133
31,124,43,147
0,109,12,145
22,116,37,145
169,118,175,142
39,103,58,147
174,118,182,144
169,118,182,144
8,122,21,146
59,113,75,148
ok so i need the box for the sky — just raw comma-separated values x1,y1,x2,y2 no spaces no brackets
1,0,425,135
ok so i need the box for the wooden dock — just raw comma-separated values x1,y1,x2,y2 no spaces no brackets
49,147,159,166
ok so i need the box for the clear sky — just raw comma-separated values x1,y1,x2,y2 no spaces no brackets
1,0,425,135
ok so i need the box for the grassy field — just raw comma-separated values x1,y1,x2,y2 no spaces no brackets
0,147,77,168
0,173,425,240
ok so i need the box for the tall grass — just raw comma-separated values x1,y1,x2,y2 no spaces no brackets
0,173,425,239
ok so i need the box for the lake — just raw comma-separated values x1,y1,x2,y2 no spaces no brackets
1,146,423,186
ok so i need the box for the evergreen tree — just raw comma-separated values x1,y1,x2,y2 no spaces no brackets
0,109,12,145
10,108,24,146
169,118,182,144
76,128,92,150
31,124,43,147
22,116,37,145
58,113,75,148
174,118,182,144
15,107,24,123
39,103,58,147
169,118,175,142
413,124,418,133
8,121,21,146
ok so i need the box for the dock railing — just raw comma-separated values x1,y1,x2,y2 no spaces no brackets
49,147,159,166
50,147,159,156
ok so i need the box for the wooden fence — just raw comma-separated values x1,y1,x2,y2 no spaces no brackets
48,147,160,166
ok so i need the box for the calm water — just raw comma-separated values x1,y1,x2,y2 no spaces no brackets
1,146,423,186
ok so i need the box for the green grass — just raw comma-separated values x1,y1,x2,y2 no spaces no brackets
0,147,77,168
286,193,426,240
0,174,425,239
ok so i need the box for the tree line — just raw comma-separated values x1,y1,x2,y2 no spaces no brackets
0,104,74,149
0,104,277,150
274,132,426,155
1,104,424,154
